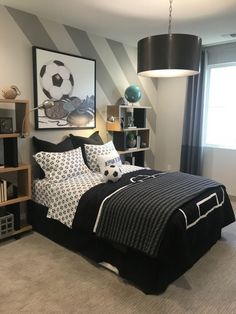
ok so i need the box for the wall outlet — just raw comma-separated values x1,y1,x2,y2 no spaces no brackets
167,164,172,171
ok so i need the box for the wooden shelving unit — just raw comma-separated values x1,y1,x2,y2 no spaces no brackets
0,133,20,139
107,105,151,166
0,99,32,239
0,99,30,136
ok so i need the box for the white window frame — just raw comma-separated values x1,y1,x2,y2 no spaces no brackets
202,61,236,150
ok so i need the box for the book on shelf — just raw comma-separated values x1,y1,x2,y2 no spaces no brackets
0,181,2,202
0,179,7,202
136,135,141,149
0,179,17,202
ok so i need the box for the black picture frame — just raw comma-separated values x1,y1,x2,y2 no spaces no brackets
32,46,96,130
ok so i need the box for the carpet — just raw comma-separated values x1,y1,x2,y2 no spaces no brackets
0,205,235,313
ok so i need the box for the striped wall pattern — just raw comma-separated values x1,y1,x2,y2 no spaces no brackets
4,6,157,168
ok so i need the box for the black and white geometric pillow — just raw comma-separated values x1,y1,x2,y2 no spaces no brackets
33,147,90,182
84,141,117,172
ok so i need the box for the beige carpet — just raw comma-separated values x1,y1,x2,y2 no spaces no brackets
0,205,236,313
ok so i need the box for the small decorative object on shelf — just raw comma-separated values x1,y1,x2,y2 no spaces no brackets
0,117,13,134
126,132,136,148
124,85,142,104
2,85,21,99
0,209,14,240
116,97,128,106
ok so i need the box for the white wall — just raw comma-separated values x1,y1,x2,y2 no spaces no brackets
203,147,236,196
155,77,187,171
1,6,235,196
0,5,156,168
155,75,236,197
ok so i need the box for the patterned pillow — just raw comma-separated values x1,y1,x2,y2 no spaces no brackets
69,131,103,165
32,136,74,179
84,141,117,172
33,147,90,182
97,151,122,172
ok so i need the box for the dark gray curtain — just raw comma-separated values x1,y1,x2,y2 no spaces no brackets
180,51,206,175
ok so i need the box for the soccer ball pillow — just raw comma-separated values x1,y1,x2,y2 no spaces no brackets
103,165,122,183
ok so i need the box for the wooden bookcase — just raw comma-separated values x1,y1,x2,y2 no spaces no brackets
0,99,32,239
107,105,151,166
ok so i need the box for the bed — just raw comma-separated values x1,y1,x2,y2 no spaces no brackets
29,134,235,294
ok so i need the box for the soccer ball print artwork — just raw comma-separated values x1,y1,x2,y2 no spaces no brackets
103,165,122,183
33,47,96,130
40,60,74,100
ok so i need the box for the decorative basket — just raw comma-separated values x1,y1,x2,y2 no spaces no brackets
0,212,14,239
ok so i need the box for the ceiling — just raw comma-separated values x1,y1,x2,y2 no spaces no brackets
1,0,236,46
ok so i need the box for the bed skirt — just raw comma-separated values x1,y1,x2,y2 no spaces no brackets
28,195,235,294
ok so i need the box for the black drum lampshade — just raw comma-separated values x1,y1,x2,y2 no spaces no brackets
138,33,202,78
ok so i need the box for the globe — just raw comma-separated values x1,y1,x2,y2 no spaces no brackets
124,85,142,103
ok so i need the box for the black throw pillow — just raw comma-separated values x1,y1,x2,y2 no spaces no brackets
32,136,74,178
89,131,104,145
69,131,104,164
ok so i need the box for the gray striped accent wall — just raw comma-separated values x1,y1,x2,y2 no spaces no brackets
4,5,157,168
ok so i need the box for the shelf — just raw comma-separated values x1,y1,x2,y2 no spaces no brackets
119,105,151,109
107,104,151,167
0,195,31,207
0,99,31,240
121,127,149,132
0,164,30,173
0,99,29,104
0,164,31,207
13,224,32,236
0,99,30,135
0,133,20,139
109,127,149,132
118,147,150,154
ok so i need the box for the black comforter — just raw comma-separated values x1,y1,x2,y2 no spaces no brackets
31,169,235,294
73,169,233,254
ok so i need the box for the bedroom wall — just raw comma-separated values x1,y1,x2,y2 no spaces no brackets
155,76,236,197
155,77,187,172
1,6,235,197
0,5,157,168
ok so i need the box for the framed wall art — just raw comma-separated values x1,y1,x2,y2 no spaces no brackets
32,46,96,130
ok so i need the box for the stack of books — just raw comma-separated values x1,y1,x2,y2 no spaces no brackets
0,180,17,203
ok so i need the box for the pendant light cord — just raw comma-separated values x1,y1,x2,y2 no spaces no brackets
168,0,173,34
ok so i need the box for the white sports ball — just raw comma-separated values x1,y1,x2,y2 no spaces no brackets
40,60,74,100
103,164,122,183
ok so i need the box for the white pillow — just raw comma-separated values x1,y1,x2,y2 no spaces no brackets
84,141,118,172
33,147,90,182
97,150,122,172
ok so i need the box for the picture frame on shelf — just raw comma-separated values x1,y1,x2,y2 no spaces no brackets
0,117,13,134
32,46,96,130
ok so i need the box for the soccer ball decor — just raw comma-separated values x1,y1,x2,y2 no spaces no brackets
40,60,74,100
33,47,96,130
38,59,94,127
103,165,122,183
124,85,142,104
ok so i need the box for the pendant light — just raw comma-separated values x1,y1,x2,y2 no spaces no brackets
137,0,202,78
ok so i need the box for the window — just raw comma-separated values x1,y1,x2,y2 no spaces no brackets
203,63,236,150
